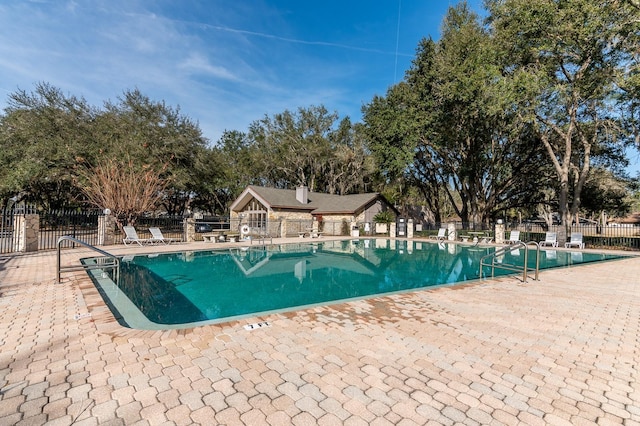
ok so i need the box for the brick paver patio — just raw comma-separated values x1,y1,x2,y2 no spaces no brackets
1,239,639,425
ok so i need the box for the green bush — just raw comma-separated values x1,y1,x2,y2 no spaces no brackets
373,210,394,224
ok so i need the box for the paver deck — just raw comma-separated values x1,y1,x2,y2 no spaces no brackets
1,238,639,425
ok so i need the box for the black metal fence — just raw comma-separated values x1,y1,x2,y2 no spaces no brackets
3,210,640,254
118,215,185,244
0,205,17,254
416,222,640,250
39,209,103,249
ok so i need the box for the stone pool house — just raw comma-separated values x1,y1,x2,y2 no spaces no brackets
229,185,398,236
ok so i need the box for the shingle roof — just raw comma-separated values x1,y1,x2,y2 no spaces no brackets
236,185,383,215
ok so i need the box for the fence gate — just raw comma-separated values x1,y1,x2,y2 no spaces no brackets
39,209,102,250
0,205,17,254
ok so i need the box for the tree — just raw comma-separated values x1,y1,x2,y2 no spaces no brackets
323,120,375,195
0,82,98,208
80,158,168,227
248,105,335,191
363,3,550,225
0,85,212,214
487,0,639,228
191,130,253,215
580,168,632,221
245,105,374,194
97,89,210,216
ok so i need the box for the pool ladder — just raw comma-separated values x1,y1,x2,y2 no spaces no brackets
250,233,273,245
479,241,541,282
56,236,119,284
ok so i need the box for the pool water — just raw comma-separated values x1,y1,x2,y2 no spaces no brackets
85,239,625,329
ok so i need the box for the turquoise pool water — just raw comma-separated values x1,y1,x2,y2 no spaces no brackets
85,239,625,329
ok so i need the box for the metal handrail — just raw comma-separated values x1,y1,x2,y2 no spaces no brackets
479,241,540,282
56,236,119,284
250,233,273,245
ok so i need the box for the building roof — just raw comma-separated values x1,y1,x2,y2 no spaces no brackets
230,185,388,215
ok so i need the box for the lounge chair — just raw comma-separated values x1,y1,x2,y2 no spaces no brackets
565,232,584,249
539,231,558,247
149,227,181,244
506,230,521,244
429,228,447,242
123,226,152,246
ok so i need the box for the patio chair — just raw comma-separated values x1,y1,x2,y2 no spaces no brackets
429,228,447,242
123,226,152,246
565,232,584,249
506,230,521,244
539,231,558,247
149,227,181,244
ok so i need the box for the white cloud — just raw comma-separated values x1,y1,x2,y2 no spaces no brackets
178,53,239,82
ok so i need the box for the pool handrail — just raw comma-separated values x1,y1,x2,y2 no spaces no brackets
479,241,541,282
56,235,119,284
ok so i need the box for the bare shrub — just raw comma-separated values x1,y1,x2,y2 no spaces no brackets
80,158,168,227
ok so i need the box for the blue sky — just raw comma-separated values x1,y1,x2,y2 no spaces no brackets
0,0,484,145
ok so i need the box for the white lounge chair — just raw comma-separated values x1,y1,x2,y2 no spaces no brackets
429,228,447,242
506,230,521,244
565,232,584,249
149,227,181,244
539,231,558,247
123,226,152,246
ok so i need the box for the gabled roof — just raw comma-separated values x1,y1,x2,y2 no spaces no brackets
230,185,388,215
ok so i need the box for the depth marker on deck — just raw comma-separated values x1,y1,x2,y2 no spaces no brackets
244,321,271,330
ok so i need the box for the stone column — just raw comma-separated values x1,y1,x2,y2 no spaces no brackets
407,219,414,239
447,222,456,241
557,225,567,246
494,221,505,244
389,222,396,238
13,214,39,252
184,218,196,242
98,214,118,246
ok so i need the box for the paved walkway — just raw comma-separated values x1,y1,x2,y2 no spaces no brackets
1,239,639,425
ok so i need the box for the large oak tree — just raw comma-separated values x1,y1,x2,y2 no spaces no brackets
487,0,639,229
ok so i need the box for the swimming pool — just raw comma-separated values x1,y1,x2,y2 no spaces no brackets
84,239,625,329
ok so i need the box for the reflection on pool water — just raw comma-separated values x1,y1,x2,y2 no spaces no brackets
84,239,625,330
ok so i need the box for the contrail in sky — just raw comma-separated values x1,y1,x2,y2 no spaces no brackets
189,20,413,57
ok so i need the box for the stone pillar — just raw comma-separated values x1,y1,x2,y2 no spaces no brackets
389,222,396,238
184,218,196,242
280,219,287,238
494,221,505,244
447,222,456,241
407,219,414,239
13,214,39,252
98,214,118,246
557,225,568,246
